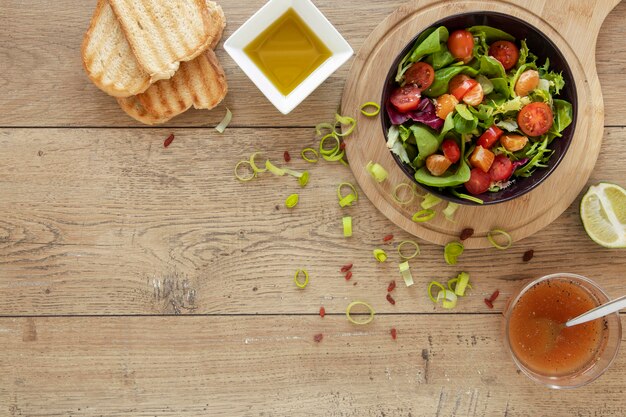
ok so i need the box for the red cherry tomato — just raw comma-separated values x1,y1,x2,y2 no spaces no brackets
390,84,422,112
489,154,514,182
465,168,492,195
441,139,461,164
448,74,478,101
448,30,475,62
477,125,504,149
517,102,554,137
404,62,435,90
489,41,519,70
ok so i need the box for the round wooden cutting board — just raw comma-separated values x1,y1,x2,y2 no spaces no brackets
341,0,620,249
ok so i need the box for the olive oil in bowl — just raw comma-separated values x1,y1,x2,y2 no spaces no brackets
244,8,332,96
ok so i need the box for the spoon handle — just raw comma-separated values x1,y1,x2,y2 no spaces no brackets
565,295,626,328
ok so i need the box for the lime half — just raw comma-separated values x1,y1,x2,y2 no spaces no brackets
580,183,626,248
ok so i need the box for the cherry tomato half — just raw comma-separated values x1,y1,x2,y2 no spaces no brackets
448,74,478,101
477,125,504,149
448,30,475,62
465,168,492,195
404,62,435,90
489,41,519,70
390,84,421,112
442,139,461,164
517,102,554,137
489,154,514,182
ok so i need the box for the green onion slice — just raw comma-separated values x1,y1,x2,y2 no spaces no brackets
428,281,446,303
366,161,388,183
454,272,470,296
442,202,460,222
392,183,415,205
285,194,299,208
249,152,267,173
421,193,442,209
335,113,356,137
444,241,464,267
437,289,458,309
447,278,458,292
322,150,345,162
234,160,256,182
294,269,309,288
339,193,356,207
448,275,473,293
372,248,388,263
282,168,303,178
342,216,353,237
315,122,335,137
301,148,319,163
399,261,414,287
360,102,381,117
412,209,435,222
487,229,512,250
266,160,285,176
298,171,310,187
397,240,420,260
346,301,375,325
337,182,358,202
319,133,340,156
215,108,232,133
339,158,349,167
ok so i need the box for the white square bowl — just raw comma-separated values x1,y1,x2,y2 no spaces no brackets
224,0,353,115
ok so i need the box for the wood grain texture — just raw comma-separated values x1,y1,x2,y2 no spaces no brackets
0,0,624,127
1,127,625,314
1,315,625,416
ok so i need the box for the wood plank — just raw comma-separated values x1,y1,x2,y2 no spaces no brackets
1,127,625,314
1,315,625,416
0,0,625,127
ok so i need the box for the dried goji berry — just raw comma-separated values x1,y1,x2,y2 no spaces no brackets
484,298,494,309
386,293,396,305
284,150,291,162
383,234,394,242
339,142,346,150
390,328,397,340
163,133,175,148
488,290,500,302
340,263,353,273
313,333,323,343
387,281,396,292
522,249,534,262
345,271,352,281
319,307,325,318
459,228,474,240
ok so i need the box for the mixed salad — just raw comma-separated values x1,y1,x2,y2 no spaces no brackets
385,25,573,202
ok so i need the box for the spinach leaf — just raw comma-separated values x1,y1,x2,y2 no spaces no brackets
553,99,573,132
453,112,478,134
426,46,455,70
396,27,448,81
468,26,515,43
489,78,510,97
410,124,440,167
479,55,506,78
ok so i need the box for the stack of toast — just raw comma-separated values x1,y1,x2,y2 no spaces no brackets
81,0,228,125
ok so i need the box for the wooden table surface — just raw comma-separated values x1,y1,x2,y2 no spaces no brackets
1,0,625,415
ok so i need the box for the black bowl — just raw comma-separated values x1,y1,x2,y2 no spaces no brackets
381,12,577,205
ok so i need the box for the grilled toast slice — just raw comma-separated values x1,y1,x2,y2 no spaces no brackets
117,49,227,125
108,0,213,82
81,0,151,97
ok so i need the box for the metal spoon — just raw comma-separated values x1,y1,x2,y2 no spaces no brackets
565,295,626,327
